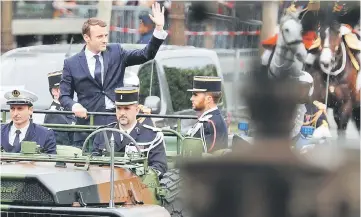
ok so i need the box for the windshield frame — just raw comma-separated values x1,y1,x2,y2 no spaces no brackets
157,55,225,113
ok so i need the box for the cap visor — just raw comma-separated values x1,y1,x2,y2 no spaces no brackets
115,101,138,106
187,88,207,92
7,101,32,106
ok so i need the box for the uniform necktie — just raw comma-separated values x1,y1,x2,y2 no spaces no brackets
13,130,21,152
94,55,102,87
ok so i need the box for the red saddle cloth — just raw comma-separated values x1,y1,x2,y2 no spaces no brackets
261,31,317,50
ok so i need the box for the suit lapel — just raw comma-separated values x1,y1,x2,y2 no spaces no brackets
78,49,101,88
23,122,36,142
1,124,12,152
129,123,141,142
102,50,110,86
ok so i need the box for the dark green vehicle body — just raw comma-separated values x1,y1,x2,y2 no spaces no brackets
0,126,211,217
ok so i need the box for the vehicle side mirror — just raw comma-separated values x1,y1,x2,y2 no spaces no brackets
144,96,161,114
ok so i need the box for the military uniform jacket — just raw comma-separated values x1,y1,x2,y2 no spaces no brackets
1,121,57,154
44,101,76,146
186,108,228,152
92,121,167,175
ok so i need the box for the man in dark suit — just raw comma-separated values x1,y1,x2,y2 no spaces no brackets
44,70,76,146
92,87,167,177
59,2,168,147
1,89,57,154
186,76,228,153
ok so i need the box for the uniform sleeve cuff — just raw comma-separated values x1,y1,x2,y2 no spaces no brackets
150,167,162,176
153,28,168,40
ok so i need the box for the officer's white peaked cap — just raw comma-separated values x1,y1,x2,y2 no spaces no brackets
4,89,38,106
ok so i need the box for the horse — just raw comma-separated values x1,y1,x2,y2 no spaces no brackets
267,10,308,80
307,21,360,138
261,10,313,141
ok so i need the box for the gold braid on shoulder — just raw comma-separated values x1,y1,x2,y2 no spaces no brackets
137,104,152,123
303,101,327,127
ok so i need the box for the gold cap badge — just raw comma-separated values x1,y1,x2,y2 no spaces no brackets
12,90,20,97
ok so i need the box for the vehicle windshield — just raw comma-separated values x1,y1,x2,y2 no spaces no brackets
1,52,75,110
162,56,219,112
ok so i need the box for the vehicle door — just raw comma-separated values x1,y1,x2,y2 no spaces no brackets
137,60,173,128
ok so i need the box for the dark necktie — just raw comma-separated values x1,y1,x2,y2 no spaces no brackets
13,130,21,153
94,55,102,87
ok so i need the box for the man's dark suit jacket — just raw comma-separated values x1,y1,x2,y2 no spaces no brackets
44,101,76,146
59,36,165,127
1,121,57,154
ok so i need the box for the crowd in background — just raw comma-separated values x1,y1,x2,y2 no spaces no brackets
12,0,253,48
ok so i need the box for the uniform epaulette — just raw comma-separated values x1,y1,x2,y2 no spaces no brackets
313,100,326,110
96,122,117,130
143,124,162,132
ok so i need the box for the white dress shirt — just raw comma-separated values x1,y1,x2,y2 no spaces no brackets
84,48,115,109
119,121,137,135
9,122,30,146
83,28,168,110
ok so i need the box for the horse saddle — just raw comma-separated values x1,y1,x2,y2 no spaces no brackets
344,33,361,51
343,33,360,71
308,37,321,51
261,34,278,50
340,24,360,70
308,33,360,71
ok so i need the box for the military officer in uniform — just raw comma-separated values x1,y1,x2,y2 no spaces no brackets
44,71,76,146
123,74,155,127
331,1,361,91
293,72,331,149
262,0,321,68
186,76,228,152
1,89,57,154
92,87,167,177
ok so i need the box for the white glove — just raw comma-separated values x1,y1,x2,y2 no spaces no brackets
313,124,332,138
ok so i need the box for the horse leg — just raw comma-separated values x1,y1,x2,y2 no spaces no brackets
352,106,360,133
333,100,353,139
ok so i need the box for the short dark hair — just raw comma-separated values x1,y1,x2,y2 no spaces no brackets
82,18,107,37
206,92,222,104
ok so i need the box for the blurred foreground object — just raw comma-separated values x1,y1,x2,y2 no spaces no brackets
1,0,14,53
181,145,359,217
187,1,212,23
180,66,360,217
